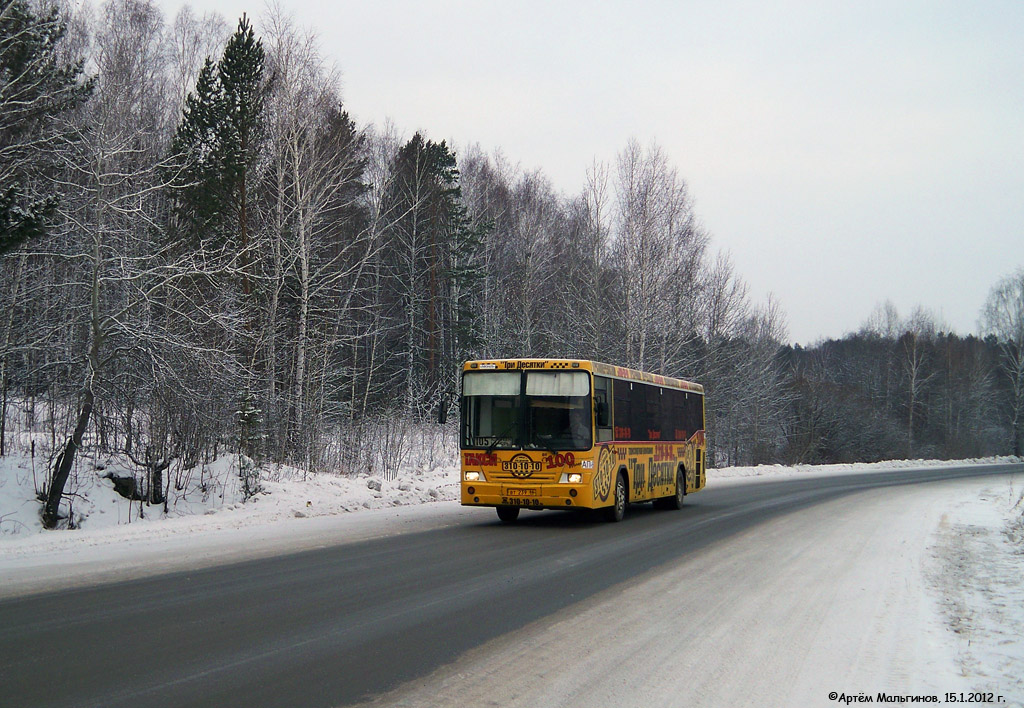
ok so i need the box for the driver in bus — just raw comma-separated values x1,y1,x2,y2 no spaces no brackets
568,405,590,448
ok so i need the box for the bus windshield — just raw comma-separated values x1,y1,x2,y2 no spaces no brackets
460,370,592,451
461,371,520,450
523,371,591,451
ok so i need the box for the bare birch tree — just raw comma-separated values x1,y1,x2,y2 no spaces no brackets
981,268,1024,455
612,139,706,370
263,9,370,467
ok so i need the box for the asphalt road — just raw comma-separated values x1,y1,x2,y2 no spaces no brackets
0,464,1019,708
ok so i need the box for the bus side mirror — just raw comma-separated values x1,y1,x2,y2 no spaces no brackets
438,398,448,425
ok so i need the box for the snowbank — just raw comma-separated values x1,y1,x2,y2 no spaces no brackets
927,476,1024,698
709,456,1023,482
0,451,459,541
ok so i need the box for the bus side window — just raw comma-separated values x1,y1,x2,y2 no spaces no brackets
646,386,662,440
613,378,632,441
594,376,613,442
664,388,685,441
631,383,648,441
687,393,704,434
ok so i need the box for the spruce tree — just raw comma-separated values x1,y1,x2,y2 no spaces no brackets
0,0,92,255
383,134,484,414
217,13,266,293
167,14,266,254
168,57,225,239
166,14,269,481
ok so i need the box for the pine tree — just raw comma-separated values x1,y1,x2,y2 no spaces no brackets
166,14,269,475
167,14,267,255
0,0,92,255
382,134,483,415
237,390,264,499
217,13,266,295
167,57,225,239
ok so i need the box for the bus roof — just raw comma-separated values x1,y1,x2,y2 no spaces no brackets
462,359,704,394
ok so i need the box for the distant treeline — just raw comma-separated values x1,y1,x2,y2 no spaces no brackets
1,1,1021,526
779,326,1017,465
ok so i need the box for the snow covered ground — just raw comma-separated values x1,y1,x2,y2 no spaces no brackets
927,474,1024,700
0,448,464,596
1,451,1022,703
0,450,460,539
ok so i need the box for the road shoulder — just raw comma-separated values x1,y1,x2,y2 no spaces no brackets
0,500,468,598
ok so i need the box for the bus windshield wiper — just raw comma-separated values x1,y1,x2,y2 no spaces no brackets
525,435,559,459
485,421,517,455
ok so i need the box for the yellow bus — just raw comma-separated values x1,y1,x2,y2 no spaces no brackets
460,359,706,523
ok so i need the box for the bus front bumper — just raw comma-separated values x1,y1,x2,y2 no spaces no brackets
460,482,590,510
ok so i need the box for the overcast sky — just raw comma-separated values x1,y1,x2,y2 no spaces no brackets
156,0,1023,346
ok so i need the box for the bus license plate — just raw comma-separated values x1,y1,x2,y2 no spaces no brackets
505,488,538,497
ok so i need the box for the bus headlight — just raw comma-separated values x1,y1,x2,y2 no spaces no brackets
559,472,583,484
465,471,484,482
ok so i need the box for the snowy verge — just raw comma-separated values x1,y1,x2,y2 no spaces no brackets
927,474,1024,699
0,451,460,541
708,455,1023,483
0,450,462,597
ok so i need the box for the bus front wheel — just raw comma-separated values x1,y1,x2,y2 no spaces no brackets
496,506,520,523
605,472,627,522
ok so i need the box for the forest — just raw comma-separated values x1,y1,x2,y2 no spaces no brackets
2,0,1022,528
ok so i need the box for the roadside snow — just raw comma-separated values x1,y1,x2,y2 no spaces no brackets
0,453,1020,602
928,477,1024,699
0,454,1018,575
0,451,460,540
0,450,463,597
709,456,1023,483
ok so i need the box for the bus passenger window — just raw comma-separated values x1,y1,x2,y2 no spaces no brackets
594,376,612,442
613,378,632,440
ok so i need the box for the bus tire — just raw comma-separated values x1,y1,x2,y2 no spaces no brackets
496,506,520,523
654,469,686,510
605,472,627,522
667,467,686,510
651,471,684,510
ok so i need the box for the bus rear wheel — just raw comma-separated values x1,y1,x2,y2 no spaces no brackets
605,472,627,522
668,468,686,509
654,467,685,510
496,506,520,523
